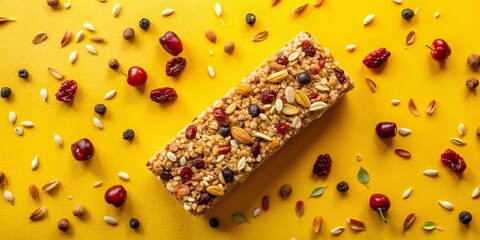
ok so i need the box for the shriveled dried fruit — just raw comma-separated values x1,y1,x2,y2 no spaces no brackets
466,78,479,90
441,149,466,174
313,154,332,176
165,57,187,77
467,54,480,70
55,80,77,102
123,28,135,41
150,87,178,103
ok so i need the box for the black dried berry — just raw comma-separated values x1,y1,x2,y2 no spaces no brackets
160,168,173,181
401,8,415,21
123,129,135,141
1,87,11,98
336,181,349,193
18,69,28,78
129,218,140,229
312,153,332,177
245,13,256,26
192,158,205,169
459,211,472,224
219,126,231,137
221,167,234,183
209,217,220,228
198,192,212,205
296,72,311,84
139,18,150,30
94,104,107,115
248,104,260,117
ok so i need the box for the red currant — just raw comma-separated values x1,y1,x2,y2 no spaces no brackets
71,138,95,161
104,185,127,207
127,66,147,87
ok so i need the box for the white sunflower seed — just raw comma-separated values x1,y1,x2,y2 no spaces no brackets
84,23,95,32
112,3,121,17
309,101,327,111
216,154,225,163
285,86,295,103
118,172,129,180
167,152,177,162
180,156,187,166
399,128,412,136
31,155,39,170
255,132,272,141
392,99,400,106
162,8,174,16
86,44,96,55
331,226,345,235
103,216,117,225
207,66,215,78
93,117,103,129
471,187,480,198
275,98,283,112
393,0,402,4
458,123,465,137
253,207,261,217
69,50,78,64
363,14,375,26
14,127,23,136
64,2,71,8
345,44,356,51
434,12,440,18
104,90,116,100
4,190,14,205
40,88,47,102
21,121,34,128
93,181,103,188
237,157,246,171
423,169,439,176
438,200,453,210
8,111,16,125
451,138,466,146
54,134,63,147
403,187,412,199
214,3,222,16
75,31,84,42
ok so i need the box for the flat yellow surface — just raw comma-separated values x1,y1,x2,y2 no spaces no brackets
1,0,479,239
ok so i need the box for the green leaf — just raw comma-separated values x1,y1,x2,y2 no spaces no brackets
309,186,327,198
232,213,249,223
357,167,370,188
422,221,436,230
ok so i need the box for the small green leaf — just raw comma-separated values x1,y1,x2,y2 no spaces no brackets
422,221,436,230
357,167,370,188
232,213,249,223
309,186,327,198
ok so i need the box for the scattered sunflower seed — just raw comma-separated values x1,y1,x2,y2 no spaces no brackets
112,3,121,17
450,138,466,146
14,127,24,136
237,157,247,171
253,207,261,217
93,117,103,129
48,67,65,80
75,31,84,42
8,111,16,125
118,172,129,180
32,32,48,44
458,123,465,137
103,216,118,225
4,190,14,205
363,14,375,26
167,152,177,162
207,66,215,78
471,187,480,198
438,200,453,210
104,90,117,100
331,226,345,235
403,187,412,199
345,44,356,51
423,169,439,177
31,155,39,170
83,23,95,32
406,31,415,45
40,88,48,101
393,0,402,4
54,134,63,147
399,128,412,136
162,8,174,16
86,44,96,55
69,50,78,64
93,181,103,188
21,121,34,128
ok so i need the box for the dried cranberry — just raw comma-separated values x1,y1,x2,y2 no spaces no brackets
165,57,187,77
219,146,231,154
441,149,467,174
180,167,194,183
276,122,290,135
318,57,325,69
159,31,183,56
160,168,173,181
310,93,319,99
150,87,178,103
198,192,212,205
276,55,289,65
334,68,347,84
55,80,78,102
221,167,234,183
251,141,260,157
192,158,205,169
301,41,316,57
260,90,276,104
213,108,229,126
185,125,197,140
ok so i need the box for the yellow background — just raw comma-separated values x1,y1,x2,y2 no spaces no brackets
0,0,479,239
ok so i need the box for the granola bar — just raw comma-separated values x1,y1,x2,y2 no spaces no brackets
147,32,355,216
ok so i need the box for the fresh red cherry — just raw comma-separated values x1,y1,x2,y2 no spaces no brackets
369,193,391,223
71,138,95,161
127,66,147,87
104,185,127,207
159,31,183,56
375,122,397,139
426,39,451,61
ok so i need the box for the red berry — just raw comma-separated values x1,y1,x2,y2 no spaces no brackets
275,122,290,135
276,55,289,65
71,138,95,161
260,90,276,104
180,167,194,183
165,57,187,77
363,48,391,68
185,125,197,140
104,185,127,207
441,149,466,174
375,122,397,139
159,31,183,56
301,41,316,57
334,68,347,84
218,146,231,154
150,87,178,103
213,108,229,126
127,66,147,87
369,193,391,223
312,154,332,177
55,80,77,102
428,39,451,61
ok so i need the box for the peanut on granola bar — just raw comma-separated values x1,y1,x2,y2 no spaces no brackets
147,32,354,216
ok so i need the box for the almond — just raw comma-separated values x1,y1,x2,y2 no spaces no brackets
231,126,254,144
205,29,217,43
89,36,105,42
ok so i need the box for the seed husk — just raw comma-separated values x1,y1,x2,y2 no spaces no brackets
69,50,78,64
408,98,419,116
346,218,366,231
61,30,72,47
4,190,14,205
312,216,322,233
363,14,375,26
450,138,466,146
30,207,47,221
205,29,217,43
0,17,15,24
366,78,376,92
313,0,325,7
403,213,416,231
292,3,308,14
426,100,436,115
272,0,281,6
253,31,268,42
48,67,65,80
112,3,121,17
406,31,415,45
42,179,60,193
32,32,48,44
395,149,411,158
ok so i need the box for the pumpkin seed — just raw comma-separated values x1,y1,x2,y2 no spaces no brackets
275,98,283,112
406,31,415,45
14,127,23,136
438,200,453,210
363,14,375,26
345,44,356,51
112,3,121,17
208,66,215,78
471,187,480,198
54,134,63,147
423,169,438,177
4,190,14,205
403,187,412,199
64,2,71,8
86,44,96,55
32,32,48,44
346,218,366,231
75,31,84,42
21,121,34,128
93,117,103,129
48,67,65,80
103,216,117,225
408,98,419,116
69,50,78,64
162,8,174,16
253,207,261,217
180,156,187,166
31,155,39,170
8,111,16,125
458,123,465,137
40,88,48,101
399,128,412,136
450,138,466,146
167,152,177,162
214,3,222,16
216,154,225,163
118,172,129,180
84,23,95,32
237,157,246,171
104,90,116,100
331,226,345,235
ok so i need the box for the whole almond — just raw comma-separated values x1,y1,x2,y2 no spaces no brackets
72,204,86,217
29,184,39,200
231,126,254,144
30,207,47,221
224,42,235,55
205,29,217,43
42,179,59,193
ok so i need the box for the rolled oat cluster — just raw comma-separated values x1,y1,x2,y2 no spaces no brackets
147,32,355,216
